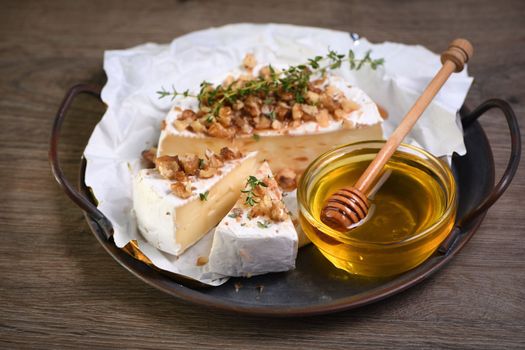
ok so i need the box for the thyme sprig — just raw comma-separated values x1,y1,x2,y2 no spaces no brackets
241,175,267,207
157,85,195,101
157,50,384,117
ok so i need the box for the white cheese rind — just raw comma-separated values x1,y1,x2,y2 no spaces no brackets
133,152,257,256
158,76,383,173
282,189,310,248
208,162,298,277
209,218,298,276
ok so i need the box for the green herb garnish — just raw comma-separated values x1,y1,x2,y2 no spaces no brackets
157,86,194,101
157,50,384,118
257,220,271,229
247,175,267,188
199,191,209,201
241,176,267,206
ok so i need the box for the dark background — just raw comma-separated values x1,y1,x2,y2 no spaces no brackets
1,1,524,348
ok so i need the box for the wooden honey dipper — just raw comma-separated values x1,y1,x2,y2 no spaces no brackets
321,38,473,230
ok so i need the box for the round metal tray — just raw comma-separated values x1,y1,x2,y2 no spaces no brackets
50,84,521,317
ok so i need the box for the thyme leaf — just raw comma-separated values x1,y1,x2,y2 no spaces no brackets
199,191,209,201
257,220,271,229
242,175,267,206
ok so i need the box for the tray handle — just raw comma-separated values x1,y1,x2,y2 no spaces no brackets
49,84,114,240
438,99,521,254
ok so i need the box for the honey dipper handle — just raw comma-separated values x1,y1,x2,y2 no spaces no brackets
354,39,473,195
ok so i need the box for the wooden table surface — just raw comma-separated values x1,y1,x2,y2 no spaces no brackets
1,0,524,348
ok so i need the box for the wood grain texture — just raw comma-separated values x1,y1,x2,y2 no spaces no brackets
0,0,524,348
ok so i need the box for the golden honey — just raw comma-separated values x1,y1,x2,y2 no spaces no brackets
298,141,457,277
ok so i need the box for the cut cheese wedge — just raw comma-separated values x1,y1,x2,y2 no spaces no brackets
282,189,311,248
208,162,298,277
133,152,257,256
158,76,384,174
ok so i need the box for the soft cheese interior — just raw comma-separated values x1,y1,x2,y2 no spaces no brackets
158,75,384,174
133,152,258,256
208,162,298,277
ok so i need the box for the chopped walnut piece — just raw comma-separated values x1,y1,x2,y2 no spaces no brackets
325,85,343,98
204,150,223,169
220,147,241,161
173,171,188,182
244,96,262,117
252,183,267,198
178,154,200,175
242,53,257,70
198,167,217,179
280,92,294,101
377,104,389,119
275,168,297,192
254,115,272,129
341,98,359,113
189,120,205,133
250,194,273,218
222,75,234,87
311,77,326,86
307,83,322,94
232,100,244,111
300,104,318,120
334,109,346,120
271,119,283,130
173,119,189,131
239,73,253,81
170,181,193,199
207,123,233,138
180,109,197,120
258,65,271,80
270,200,289,222
306,91,320,104
156,156,180,180
320,93,339,112
291,103,303,120
141,147,157,168
342,118,356,129
274,102,290,120
196,256,209,266
316,109,330,127
240,122,254,134
231,80,244,91
218,106,233,127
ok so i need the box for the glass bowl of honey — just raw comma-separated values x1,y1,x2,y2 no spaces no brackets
298,141,457,277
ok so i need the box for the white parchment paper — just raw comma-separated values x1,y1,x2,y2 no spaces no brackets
84,23,473,286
